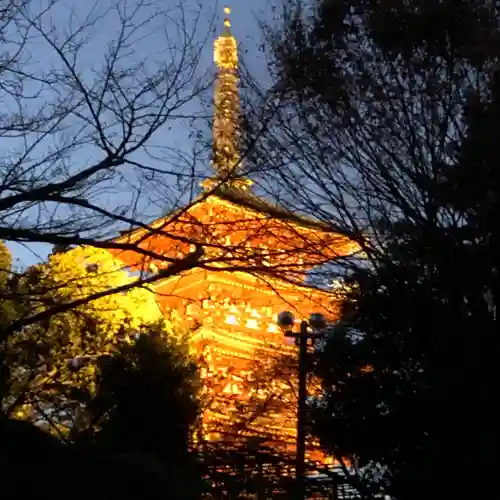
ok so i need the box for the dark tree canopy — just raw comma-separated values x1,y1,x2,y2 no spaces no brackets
241,1,499,499
0,325,201,499
74,330,200,458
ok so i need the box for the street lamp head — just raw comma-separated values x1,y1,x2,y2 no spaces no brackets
309,312,327,329
277,310,295,331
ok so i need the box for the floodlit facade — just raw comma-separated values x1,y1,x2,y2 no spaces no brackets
113,7,357,464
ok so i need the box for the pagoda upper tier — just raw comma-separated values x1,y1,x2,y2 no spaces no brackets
113,185,358,281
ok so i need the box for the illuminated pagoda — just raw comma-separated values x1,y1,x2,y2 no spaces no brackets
114,8,356,462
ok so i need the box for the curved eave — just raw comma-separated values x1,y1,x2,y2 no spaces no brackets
112,192,359,256
150,265,337,295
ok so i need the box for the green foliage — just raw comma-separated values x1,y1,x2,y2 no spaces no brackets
0,241,16,331
0,240,11,284
2,246,182,430
1,244,202,497
0,242,16,404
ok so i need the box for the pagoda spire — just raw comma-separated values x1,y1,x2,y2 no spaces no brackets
206,7,251,191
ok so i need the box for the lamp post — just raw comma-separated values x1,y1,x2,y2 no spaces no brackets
277,311,328,500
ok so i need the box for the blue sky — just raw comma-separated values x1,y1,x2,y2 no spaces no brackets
4,0,273,269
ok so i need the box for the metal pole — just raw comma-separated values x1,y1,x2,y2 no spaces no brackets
296,319,308,500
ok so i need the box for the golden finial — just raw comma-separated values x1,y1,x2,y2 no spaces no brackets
202,4,252,191
224,7,231,29
214,6,237,69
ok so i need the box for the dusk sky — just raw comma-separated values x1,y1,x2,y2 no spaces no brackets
5,0,275,268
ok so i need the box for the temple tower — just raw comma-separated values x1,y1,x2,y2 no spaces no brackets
114,7,357,462
212,7,240,180
203,7,250,192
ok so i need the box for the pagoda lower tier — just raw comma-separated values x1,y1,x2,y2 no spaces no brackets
152,266,338,463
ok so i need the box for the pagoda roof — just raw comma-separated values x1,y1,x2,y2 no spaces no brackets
114,184,351,244
211,185,335,233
